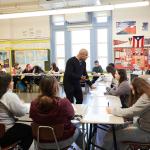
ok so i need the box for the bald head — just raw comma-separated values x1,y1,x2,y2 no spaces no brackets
77,49,88,61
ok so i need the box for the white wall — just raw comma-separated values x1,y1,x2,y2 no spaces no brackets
112,6,150,47
0,16,50,49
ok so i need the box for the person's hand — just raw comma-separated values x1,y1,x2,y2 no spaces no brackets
106,107,112,114
106,87,111,92
90,84,96,89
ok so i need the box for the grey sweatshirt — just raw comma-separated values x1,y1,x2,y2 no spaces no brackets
112,94,150,132
108,80,131,96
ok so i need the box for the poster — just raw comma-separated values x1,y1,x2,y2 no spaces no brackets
15,50,48,69
142,22,148,31
0,51,10,68
116,21,136,35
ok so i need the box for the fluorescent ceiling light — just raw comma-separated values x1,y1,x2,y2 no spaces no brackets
114,1,149,9
0,1,149,19
0,5,114,19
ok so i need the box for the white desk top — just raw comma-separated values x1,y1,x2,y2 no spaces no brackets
89,95,121,107
72,104,88,116
81,106,124,124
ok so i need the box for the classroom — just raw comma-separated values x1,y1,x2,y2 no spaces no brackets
0,0,150,150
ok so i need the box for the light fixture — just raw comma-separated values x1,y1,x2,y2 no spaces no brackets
114,1,149,9
0,1,149,19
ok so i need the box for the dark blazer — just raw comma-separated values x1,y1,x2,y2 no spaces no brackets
63,57,91,89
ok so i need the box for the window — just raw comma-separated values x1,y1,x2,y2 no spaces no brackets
97,29,108,69
52,15,64,26
55,31,65,71
96,16,107,23
71,30,90,70
51,11,112,72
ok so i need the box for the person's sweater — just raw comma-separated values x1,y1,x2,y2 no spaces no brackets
112,94,150,132
108,80,130,96
30,97,76,140
0,89,28,130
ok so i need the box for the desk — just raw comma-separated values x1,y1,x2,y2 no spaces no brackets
18,101,124,150
89,95,121,107
81,106,124,150
81,106,124,124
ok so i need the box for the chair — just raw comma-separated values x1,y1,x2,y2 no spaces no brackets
122,141,150,150
0,123,19,150
31,122,71,150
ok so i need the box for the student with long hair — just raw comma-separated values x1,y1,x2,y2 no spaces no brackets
102,77,150,150
30,76,83,149
49,62,59,73
0,72,33,150
105,69,131,108
106,69,130,95
106,64,117,88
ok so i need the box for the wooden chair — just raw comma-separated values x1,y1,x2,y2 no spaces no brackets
122,141,150,150
31,122,71,150
0,123,19,150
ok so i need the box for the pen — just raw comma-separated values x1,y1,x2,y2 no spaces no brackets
108,102,109,107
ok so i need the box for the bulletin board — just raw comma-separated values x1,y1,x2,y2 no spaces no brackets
0,50,10,68
114,47,150,70
13,49,50,70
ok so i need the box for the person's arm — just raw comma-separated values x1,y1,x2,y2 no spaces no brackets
81,61,93,87
108,81,130,96
63,99,75,120
65,59,81,80
4,92,28,117
112,94,150,118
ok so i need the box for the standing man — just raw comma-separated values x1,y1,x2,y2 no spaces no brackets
63,49,94,104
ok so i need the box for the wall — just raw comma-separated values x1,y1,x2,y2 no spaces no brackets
0,16,50,49
0,16,50,71
112,6,150,47
112,6,150,69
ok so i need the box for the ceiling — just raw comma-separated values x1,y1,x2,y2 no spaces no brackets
0,0,148,14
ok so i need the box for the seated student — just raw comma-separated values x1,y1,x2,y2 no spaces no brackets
106,64,117,88
48,62,60,81
102,77,150,150
33,65,45,74
22,64,34,89
12,63,22,75
92,60,103,84
0,63,6,73
49,62,59,74
32,65,45,85
12,63,22,90
0,72,33,150
29,76,83,149
105,69,131,108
